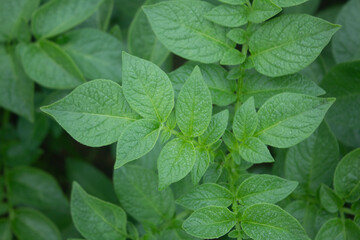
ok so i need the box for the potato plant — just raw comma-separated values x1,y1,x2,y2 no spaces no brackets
0,0,359,240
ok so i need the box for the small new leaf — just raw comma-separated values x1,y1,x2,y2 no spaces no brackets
239,137,275,164
233,97,258,141
204,4,248,28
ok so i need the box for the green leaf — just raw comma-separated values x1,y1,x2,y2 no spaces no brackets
271,0,308,7
144,0,235,63
0,45,33,121
78,0,113,31
319,184,343,213
191,148,210,185
237,174,298,205
66,159,117,203
227,28,247,44
113,165,175,225
183,206,236,239
169,62,236,106
218,0,247,5
284,200,334,239
128,0,170,66
158,138,196,190
12,208,61,240
239,137,274,163
332,0,360,63
41,79,139,147
334,149,360,202
233,97,258,141
320,61,360,147
115,119,160,168
199,110,229,146
284,122,339,193
220,48,246,65
122,52,174,122
204,4,248,28
60,28,123,82
176,66,212,137
240,70,325,108
242,203,310,240
248,0,282,24
31,0,104,38
0,219,11,240
7,167,69,212
255,93,335,148
176,183,233,210
315,218,360,240
249,14,340,77
20,40,85,89
0,0,40,41
71,182,127,240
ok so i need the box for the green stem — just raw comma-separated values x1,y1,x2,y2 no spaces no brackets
342,207,356,216
3,167,15,220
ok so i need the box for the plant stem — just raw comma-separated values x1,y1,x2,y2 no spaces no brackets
342,207,356,216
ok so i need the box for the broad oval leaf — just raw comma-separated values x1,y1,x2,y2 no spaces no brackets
242,203,310,240
61,28,124,82
255,93,335,148
71,182,127,240
144,0,235,63
183,206,236,239
21,40,85,89
41,79,139,147
158,138,196,190
32,0,104,38
115,119,160,168
12,208,61,240
176,183,233,210
113,165,175,225
249,14,340,77
176,66,212,137
122,52,174,122
332,0,360,63
334,149,360,202
284,122,339,194
237,174,298,205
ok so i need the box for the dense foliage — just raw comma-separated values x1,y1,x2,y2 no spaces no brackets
0,0,359,240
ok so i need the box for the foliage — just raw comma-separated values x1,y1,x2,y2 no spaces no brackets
0,0,360,240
